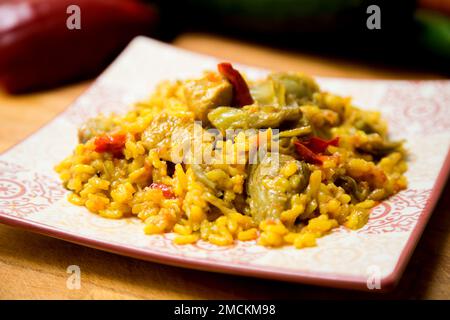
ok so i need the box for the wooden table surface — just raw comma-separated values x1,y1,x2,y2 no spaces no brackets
0,33,448,299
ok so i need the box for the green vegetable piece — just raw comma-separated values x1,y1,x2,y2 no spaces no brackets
247,153,310,223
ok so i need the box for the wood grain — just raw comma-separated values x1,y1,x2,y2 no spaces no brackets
0,33,448,299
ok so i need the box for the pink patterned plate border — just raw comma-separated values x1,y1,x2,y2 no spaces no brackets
0,37,449,292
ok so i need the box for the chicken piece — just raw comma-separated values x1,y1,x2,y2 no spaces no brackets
183,71,233,123
141,113,214,163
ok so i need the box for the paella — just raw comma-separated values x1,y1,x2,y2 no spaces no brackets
55,63,407,249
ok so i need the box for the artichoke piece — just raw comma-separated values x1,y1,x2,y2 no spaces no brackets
352,126,404,157
250,72,319,107
335,175,369,202
296,161,311,192
208,105,302,133
354,119,379,135
269,72,319,103
250,78,284,106
279,137,296,155
190,164,218,192
247,153,310,223
357,136,404,157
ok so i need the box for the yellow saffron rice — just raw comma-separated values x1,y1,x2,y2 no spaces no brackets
55,65,407,248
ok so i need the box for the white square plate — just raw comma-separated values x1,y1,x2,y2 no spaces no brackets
1,37,449,291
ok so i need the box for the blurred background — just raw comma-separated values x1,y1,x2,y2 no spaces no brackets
0,0,449,94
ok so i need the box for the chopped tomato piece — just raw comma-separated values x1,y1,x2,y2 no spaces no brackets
302,136,339,154
150,182,175,199
94,133,126,157
217,62,254,107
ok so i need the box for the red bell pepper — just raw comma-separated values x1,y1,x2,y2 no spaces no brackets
302,136,339,154
217,62,254,107
0,0,157,94
150,182,175,199
294,136,339,165
94,133,126,157
294,141,323,165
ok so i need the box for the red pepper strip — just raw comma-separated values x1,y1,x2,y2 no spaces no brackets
94,133,126,157
217,62,254,107
294,141,324,165
302,137,339,154
150,183,176,199
0,0,157,94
